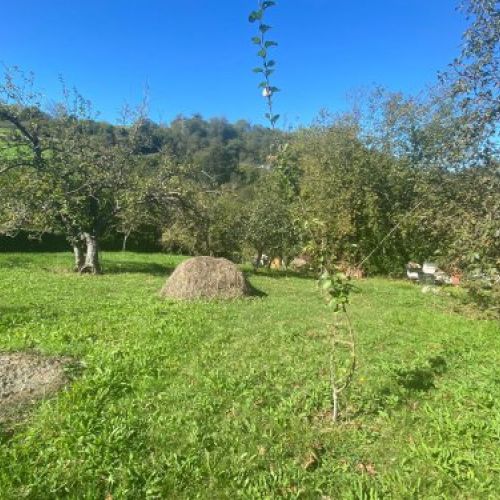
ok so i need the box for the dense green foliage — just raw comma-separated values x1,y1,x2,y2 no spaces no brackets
2,102,498,278
0,253,498,498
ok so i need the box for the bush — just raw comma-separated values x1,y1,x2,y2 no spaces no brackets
464,279,500,318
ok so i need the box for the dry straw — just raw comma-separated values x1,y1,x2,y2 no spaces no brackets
160,256,250,300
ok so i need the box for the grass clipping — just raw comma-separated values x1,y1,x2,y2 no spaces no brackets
160,256,250,300
0,352,71,424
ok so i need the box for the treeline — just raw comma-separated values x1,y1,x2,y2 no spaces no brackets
0,61,499,288
0,111,278,254
157,97,499,277
0,230,162,253
0,112,278,183
0,75,283,273
1,86,497,279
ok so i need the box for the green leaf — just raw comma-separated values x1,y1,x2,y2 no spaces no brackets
328,299,340,310
251,36,261,45
262,1,276,9
257,48,267,58
252,67,264,73
248,10,263,22
259,24,272,33
322,279,333,290
264,41,278,48
265,60,276,67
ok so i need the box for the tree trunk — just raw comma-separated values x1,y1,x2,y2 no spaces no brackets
73,242,85,272
122,230,131,252
254,250,263,269
80,232,102,274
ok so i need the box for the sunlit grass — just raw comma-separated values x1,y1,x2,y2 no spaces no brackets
0,252,498,498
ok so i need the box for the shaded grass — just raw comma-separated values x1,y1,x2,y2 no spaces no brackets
0,252,498,498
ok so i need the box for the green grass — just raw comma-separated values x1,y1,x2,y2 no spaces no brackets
0,252,498,498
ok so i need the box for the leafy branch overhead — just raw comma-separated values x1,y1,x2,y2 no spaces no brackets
249,1,280,128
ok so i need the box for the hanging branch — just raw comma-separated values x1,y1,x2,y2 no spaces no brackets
249,1,280,128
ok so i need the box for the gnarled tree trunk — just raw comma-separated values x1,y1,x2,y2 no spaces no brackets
80,232,102,274
73,241,85,272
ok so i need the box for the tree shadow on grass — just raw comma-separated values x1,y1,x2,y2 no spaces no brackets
0,306,31,315
245,279,267,298
103,261,176,276
354,356,448,417
0,256,37,269
394,367,437,391
394,355,448,391
245,268,317,281
0,306,44,329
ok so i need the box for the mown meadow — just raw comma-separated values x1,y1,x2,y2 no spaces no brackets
0,252,498,498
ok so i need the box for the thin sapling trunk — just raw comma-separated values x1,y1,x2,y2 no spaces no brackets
122,229,131,252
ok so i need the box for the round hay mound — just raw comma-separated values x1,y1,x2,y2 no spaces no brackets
160,256,250,300
0,352,71,423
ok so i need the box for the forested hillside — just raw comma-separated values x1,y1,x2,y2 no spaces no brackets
1,88,497,278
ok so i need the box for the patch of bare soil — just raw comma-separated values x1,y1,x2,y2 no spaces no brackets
0,352,72,424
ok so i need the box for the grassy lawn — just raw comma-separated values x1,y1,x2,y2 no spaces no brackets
0,252,498,498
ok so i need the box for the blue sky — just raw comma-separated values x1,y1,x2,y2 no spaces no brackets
1,1,467,126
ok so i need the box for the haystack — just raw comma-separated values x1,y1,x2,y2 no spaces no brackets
160,256,250,300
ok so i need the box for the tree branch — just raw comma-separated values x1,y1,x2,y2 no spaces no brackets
0,107,44,169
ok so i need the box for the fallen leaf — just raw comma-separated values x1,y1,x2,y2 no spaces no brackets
356,462,377,476
302,451,319,471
